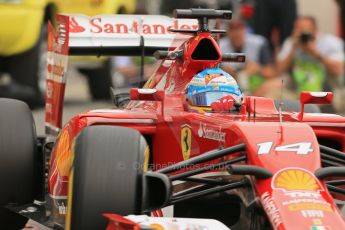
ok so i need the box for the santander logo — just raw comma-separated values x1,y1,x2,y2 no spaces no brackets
69,17,86,33
70,16,198,35
198,123,226,142
47,64,65,76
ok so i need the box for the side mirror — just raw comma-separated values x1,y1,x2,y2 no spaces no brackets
222,53,246,63
300,91,333,104
299,92,333,120
142,172,171,212
154,50,183,60
130,88,165,102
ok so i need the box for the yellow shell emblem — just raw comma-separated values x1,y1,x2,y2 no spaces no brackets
181,124,192,160
56,129,72,177
150,223,164,230
273,168,321,192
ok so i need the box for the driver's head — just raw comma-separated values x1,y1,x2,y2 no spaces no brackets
186,68,243,112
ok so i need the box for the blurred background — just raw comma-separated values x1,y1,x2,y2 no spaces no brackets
0,0,344,134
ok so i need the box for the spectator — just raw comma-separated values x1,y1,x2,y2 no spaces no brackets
219,19,276,97
335,0,345,44
334,0,345,113
253,0,297,50
278,16,345,112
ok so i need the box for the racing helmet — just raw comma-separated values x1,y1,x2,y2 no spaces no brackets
187,68,243,109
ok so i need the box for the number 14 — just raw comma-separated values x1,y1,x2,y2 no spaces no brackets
257,142,313,155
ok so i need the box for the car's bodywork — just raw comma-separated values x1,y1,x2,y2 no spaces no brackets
41,10,345,229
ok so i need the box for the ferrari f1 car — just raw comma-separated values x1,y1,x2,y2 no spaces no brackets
1,9,345,230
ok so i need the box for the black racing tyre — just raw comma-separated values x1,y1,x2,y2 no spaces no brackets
67,126,148,230
0,99,38,206
79,59,113,100
274,100,321,113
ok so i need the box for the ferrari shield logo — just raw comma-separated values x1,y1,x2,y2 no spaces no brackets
181,124,192,160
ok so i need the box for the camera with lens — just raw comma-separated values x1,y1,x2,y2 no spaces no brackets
299,32,314,44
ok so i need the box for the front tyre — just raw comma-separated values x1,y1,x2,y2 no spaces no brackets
66,126,148,230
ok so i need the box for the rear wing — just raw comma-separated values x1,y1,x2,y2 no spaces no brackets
66,14,198,56
45,14,198,135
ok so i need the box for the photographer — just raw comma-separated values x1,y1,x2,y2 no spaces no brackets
277,16,344,112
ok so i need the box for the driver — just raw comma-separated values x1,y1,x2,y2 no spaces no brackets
186,68,244,112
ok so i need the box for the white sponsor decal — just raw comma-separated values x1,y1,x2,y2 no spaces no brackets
198,123,226,142
282,198,329,206
257,142,313,155
261,192,282,227
310,92,328,97
56,22,67,53
138,88,157,94
306,113,341,117
125,215,230,230
301,210,324,218
58,202,67,215
285,192,321,199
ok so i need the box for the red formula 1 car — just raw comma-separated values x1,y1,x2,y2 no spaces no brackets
1,9,345,230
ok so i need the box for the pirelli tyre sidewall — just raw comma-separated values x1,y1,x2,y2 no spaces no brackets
0,99,38,205
66,126,147,230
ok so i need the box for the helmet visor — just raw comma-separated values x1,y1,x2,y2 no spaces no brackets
189,92,233,107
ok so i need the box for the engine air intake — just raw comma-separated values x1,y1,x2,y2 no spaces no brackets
191,39,220,60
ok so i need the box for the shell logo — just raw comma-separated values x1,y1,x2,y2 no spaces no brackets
273,168,321,192
56,129,73,177
150,223,165,230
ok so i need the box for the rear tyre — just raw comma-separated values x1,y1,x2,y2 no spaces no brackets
0,99,38,205
67,126,147,230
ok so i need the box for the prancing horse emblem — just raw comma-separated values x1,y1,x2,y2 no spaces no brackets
181,124,192,160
